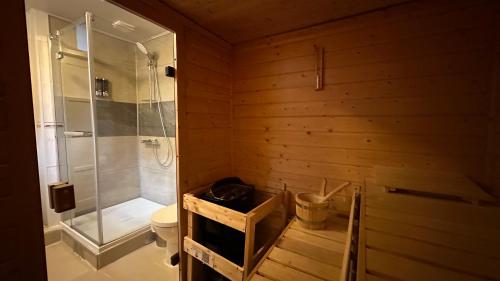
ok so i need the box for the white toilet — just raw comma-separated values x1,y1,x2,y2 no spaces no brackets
151,203,178,267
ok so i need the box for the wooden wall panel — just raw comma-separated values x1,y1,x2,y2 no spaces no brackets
159,0,412,43
184,30,232,189
486,9,500,197
232,0,499,202
180,29,232,281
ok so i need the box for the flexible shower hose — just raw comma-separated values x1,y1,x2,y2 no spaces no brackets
148,62,174,169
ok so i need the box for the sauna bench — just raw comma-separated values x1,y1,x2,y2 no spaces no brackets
249,194,357,281
357,181,500,281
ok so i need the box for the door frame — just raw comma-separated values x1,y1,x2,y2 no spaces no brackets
0,1,47,280
2,0,227,280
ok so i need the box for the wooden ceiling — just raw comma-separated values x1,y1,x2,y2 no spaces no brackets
159,0,412,43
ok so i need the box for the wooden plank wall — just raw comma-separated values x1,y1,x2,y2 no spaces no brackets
232,0,499,203
486,9,500,197
175,25,233,281
184,28,232,190
182,27,232,280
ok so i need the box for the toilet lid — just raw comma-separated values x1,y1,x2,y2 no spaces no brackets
151,203,178,227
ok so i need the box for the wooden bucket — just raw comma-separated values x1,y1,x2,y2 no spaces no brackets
295,193,329,229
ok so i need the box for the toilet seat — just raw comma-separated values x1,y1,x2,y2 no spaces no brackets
151,203,178,227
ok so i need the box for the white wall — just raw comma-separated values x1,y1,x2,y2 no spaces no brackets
136,33,177,206
26,9,61,227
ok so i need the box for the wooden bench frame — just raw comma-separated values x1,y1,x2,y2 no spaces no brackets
357,179,500,281
340,192,359,281
247,192,359,281
184,185,286,281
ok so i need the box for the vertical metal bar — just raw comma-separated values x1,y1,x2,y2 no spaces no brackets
314,45,324,91
85,12,103,245
52,30,72,226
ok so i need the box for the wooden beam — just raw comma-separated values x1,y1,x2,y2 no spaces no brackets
249,193,283,224
184,237,244,281
258,259,324,281
375,166,496,202
244,213,256,279
268,247,340,281
183,193,247,232
366,249,486,281
356,183,367,281
340,193,357,281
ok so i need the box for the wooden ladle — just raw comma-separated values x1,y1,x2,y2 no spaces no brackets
318,178,351,203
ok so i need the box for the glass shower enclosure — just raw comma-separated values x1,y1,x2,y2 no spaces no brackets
51,12,176,246
51,12,102,244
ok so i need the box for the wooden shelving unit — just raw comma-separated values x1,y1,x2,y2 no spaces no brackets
183,185,286,281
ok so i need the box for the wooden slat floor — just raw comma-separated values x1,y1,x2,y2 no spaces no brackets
251,214,349,281
359,183,500,281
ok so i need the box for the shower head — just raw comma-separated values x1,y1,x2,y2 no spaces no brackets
136,42,155,65
135,42,156,66
136,42,149,56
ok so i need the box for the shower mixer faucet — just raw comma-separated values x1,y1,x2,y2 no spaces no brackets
141,139,160,146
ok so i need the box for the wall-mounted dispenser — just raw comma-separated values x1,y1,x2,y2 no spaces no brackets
95,77,111,97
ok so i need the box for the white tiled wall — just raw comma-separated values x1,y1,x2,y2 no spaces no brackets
136,33,175,103
65,137,96,213
55,18,137,103
67,136,142,213
94,32,137,103
138,136,176,205
136,33,177,206
27,9,61,227
97,136,140,208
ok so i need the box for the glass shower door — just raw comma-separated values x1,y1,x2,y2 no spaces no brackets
52,13,102,244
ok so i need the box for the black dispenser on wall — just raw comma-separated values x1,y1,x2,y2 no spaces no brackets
95,77,111,97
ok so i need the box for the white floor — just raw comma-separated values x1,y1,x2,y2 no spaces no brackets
46,242,179,281
70,198,164,243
